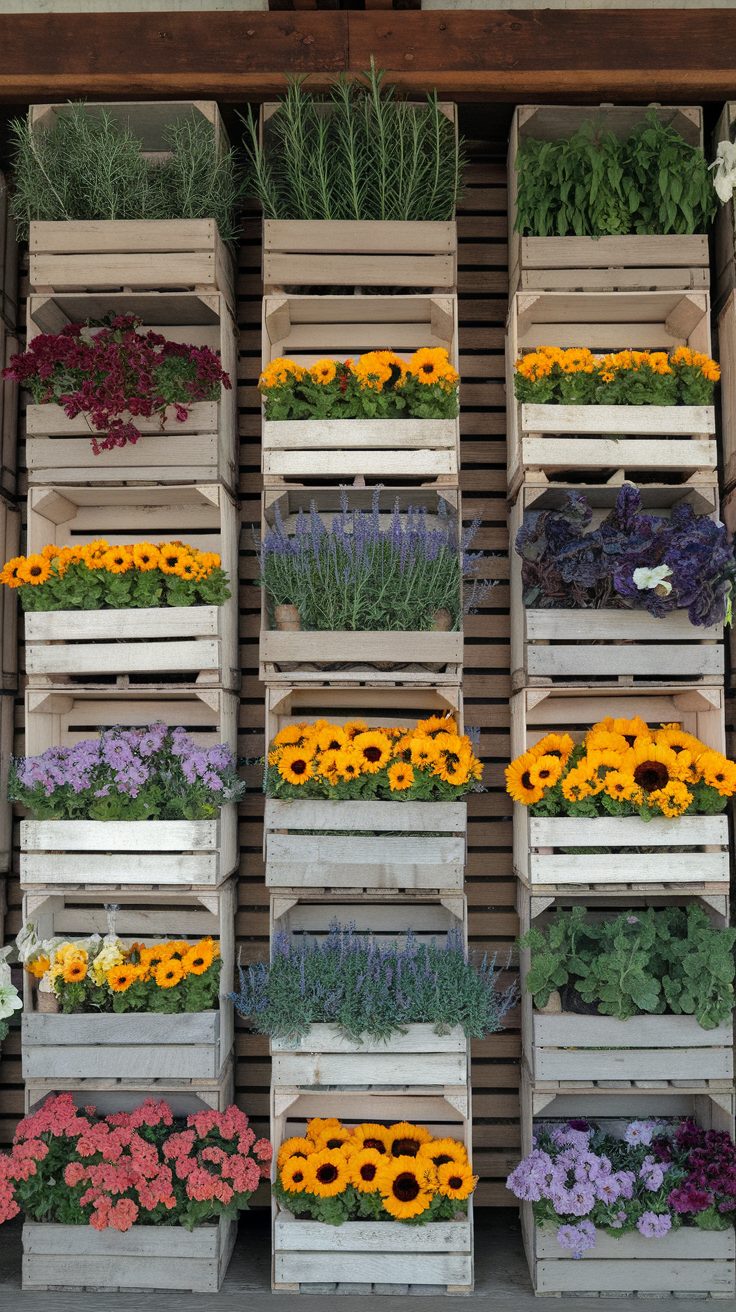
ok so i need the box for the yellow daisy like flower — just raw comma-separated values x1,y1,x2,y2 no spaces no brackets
277,745,314,786
418,1137,469,1170
437,1160,477,1201
310,358,337,386
303,1149,350,1199
280,1157,310,1193
315,725,348,754
648,779,694,818
528,754,563,790
387,1122,433,1158
18,554,52,586
506,751,546,806
352,730,393,774
695,750,736,797
306,1117,344,1144
347,1123,392,1155
377,1155,436,1220
155,958,185,989
388,761,415,791
277,1137,313,1170
408,346,458,387
131,542,160,571
349,1148,385,1194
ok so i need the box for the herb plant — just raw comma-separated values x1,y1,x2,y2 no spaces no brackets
515,484,736,629
232,924,515,1043
10,104,244,240
515,112,716,237
520,905,736,1030
244,63,464,222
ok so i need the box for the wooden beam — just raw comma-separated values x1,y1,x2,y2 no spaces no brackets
0,10,734,101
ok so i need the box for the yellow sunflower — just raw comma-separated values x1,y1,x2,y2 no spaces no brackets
416,714,458,737
388,1122,433,1158
561,765,593,804
26,955,50,980
334,747,363,782
157,542,190,575
353,730,392,774
18,554,52,586
349,1148,384,1194
603,770,643,806
506,751,546,806
408,347,458,387
272,723,311,749
181,939,218,976
410,736,440,767
347,1123,392,1155
277,1137,313,1170
315,725,348,754
437,1160,477,1201
303,1149,350,1199
623,740,687,794
310,358,337,386
695,750,736,797
277,745,314,786
101,546,133,575
155,959,185,989
584,749,628,794
132,542,161,571
312,1126,354,1154
592,716,649,747
107,965,138,993
62,954,88,984
306,1117,344,1144
388,762,414,792
529,732,574,765
342,719,369,740
585,729,630,756
280,1157,310,1193
649,780,693,818
0,556,26,588
377,1155,436,1220
418,1137,469,1171
528,754,563,790
315,749,341,786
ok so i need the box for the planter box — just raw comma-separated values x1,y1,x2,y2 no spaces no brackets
510,483,724,687
525,1222,734,1297
25,290,238,488
22,1217,237,1293
508,104,708,295
25,482,239,687
717,291,736,492
265,799,467,893
0,493,19,690
271,1024,469,1092
260,484,463,684
529,1013,734,1087
262,294,459,483
263,220,457,292
271,888,468,948
23,1009,225,1080
274,1208,473,1293
0,320,18,498
266,680,462,748
507,289,713,496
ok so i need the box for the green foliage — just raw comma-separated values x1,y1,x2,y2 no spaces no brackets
10,104,244,240
515,111,716,237
272,1175,460,1227
243,62,464,222
520,905,736,1029
19,560,230,613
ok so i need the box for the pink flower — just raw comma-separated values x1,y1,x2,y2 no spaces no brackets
109,1198,139,1232
163,1130,196,1160
64,1162,89,1187
253,1138,273,1163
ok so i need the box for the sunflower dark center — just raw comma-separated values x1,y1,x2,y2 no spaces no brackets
363,746,382,762
393,1172,420,1201
29,565,43,576
433,1154,452,1167
360,1164,377,1181
537,768,552,780
633,761,669,791
165,555,177,567
521,771,533,790
392,1138,420,1157
326,1138,345,1149
624,734,637,746
316,1164,339,1184
448,1176,463,1190
364,1139,385,1153
291,759,307,776
292,1170,304,1182
421,363,434,375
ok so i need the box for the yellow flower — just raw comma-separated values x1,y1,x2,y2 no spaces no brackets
416,714,458,737
649,779,693,818
26,955,50,980
280,1156,310,1193
410,736,440,767
436,1160,477,1201
316,749,341,786
387,1122,433,1157
623,740,687,793
18,554,51,586
155,958,185,989
272,723,311,749
0,556,26,588
310,358,337,385
158,542,189,575
315,725,348,754
131,542,160,571
592,716,649,747
312,1126,354,1154
277,1136,313,1170
259,357,306,390
352,730,392,774
376,1155,436,1220
303,1149,350,1198
334,747,363,782
528,754,563,790
101,546,133,575
529,732,574,765
695,750,736,797
408,347,458,388
351,350,399,391
347,1123,392,1155
388,761,414,791
277,745,314,786
417,1137,469,1170
349,1148,385,1194
181,938,218,976
107,965,138,993
506,750,546,805
306,1118,344,1144
561,765,593,804
61,953,88,984
603,770,643,806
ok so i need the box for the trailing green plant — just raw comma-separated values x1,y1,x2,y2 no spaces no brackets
519,905,736,1030
515,111,716,237
9,104,244,240
242,62,464,222
232,924,516,1043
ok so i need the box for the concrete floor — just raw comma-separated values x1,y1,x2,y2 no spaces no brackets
0,1210,726,1311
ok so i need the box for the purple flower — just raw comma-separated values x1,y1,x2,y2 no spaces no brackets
595,1175,622,1204
507,1161,543,1202
204,771,224,792
556,1220,596,1259
668,1184,713,1215
637,1211,672,1239
625,1121,655,1147
639,1156,666,1191
614,1170,636,1200
102,737,134,769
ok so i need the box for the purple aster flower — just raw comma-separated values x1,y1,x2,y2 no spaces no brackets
614,1170,636,1200
507,1162,543,1202
203,771,224,792
556,1220,596,1259
102,737,134,770
637,1211,672,1239
595,1175,622,1204
625,1121,655,1147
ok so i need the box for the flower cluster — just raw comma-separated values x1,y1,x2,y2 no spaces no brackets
9,724,244,822
514,346,719,407
516,484,736,629
259,349,459,422
275,1118,476,1226
233,925,515,1043
4,316,230,454
505,718,736,819
1,540,230,611
0,1094,271,1231
0,948,21,1044
267,714,482,801
21,927,220,1015
260,489,484,634
507,1118,736,1257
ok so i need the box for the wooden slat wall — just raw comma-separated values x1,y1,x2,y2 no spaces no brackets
0,131,519,1206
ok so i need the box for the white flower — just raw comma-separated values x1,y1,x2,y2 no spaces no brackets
632,564,673,596
710,140,736,204
0,983,22,1022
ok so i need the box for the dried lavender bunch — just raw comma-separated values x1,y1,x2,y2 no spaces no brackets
231,924,516,1043
258,488,485,631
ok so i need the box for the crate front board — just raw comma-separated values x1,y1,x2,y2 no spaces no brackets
507,289,714,495
260,484,463,684
25,292,238,488
25,483,239,688
271,1025,469,1096
510,483,724,687
272,1088,473,1293
20,685,238,888
511,686,728,893
22,1216,237,1294
508,104,708,295
21,879,235,1079
0,693,13,874
24,1054,235,1119
261,294,459,482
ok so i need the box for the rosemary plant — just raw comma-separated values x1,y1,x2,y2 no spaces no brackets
242,62,464,221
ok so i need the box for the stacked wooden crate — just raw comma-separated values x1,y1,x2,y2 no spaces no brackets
507,104,735,1298
16,102,241,1293
259,102,473,1293
0,172,19,948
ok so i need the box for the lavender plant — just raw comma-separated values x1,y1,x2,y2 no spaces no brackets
9,724,244,821
259,489,485,631
231,924,516,1043
516,483,736,628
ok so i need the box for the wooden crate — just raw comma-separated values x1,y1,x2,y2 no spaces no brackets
20,685,238,889
22,1216,237,1293
0,493,19,692
260,484,463,684
510,482,725,687
261,294,459,483
713,101,736,309
507,289,714,497
272,1088,473,1293
0,172,19,333
511,686,728,896
25,483,240,688
24,291,238,488
21,879,235,1081
24,1053,235,1119
508,105,708,295
716,291,736,492
0,321,18,499
0,692,13,876
271,888,467,945
271,1027,469,1099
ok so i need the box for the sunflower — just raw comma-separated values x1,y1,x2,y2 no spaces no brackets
388,762,414,792
584,749,628,794
334,747,363,782
158,542,190,575
561,765,593,804
62,954,88,984
18,554,52,586
585,729,630,756
416,714,458,737
342,719,368,740
351,351,396,392
649,780,693,818
408,347,458,388
303,1149,350,1199
173,554,198,581
410,736,440,767
315,725,348,754
347,1123,392,1155
431,733,475,786
528,754,563,790
155,959,185,989
272,724,310,749
418,1137,469,1171
593,716,649,748
81,539,110,567
353,730,392,774
132,542,160,571
349,1148,384,1194
313,1126,354,1154
101,546,134,575
603,770,643,806
139,945,169,972
388,1122,433,1158
280,1157,310,1193
624,740,686,793
278,746,314,786
310,358,337,386
277,1137,313,1170
437,1160,477,1201
315,749,341,786
654,725,703,757
505,751,546,806
259,357,305,390
181,939,217,976
695,750,736,797
306,1117,344,1144
529,732,574,765
0,556,26,588
107,965,138,993
377,1155,436,1220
